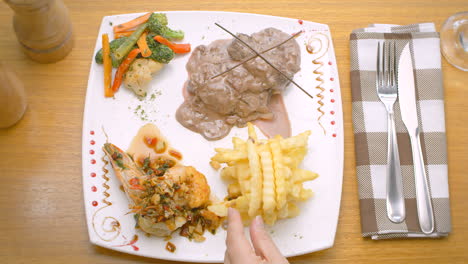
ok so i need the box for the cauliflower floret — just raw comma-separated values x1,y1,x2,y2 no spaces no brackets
124,58,164,96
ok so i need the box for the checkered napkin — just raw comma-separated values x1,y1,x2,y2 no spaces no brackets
350,23,452,239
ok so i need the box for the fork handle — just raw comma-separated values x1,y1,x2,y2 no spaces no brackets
386,112,406,223
409,130,435,234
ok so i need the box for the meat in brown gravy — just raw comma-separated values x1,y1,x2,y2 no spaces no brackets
176,28,301,140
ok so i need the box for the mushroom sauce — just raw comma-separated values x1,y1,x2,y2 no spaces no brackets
176,28,301,140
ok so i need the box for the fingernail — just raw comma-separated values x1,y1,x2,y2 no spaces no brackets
255,215,264,228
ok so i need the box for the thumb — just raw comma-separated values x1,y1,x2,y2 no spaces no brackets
249,216,288,263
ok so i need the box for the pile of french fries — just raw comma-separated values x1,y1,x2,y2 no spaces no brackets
208,123,318,225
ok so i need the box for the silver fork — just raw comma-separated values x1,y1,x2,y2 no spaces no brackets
376,41,406,223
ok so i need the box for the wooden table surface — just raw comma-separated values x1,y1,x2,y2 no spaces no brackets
1,0,467,263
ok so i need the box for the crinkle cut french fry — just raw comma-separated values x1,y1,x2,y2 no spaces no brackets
270,138,286,210
212,122,319,226
299,187,314,201
210,160,221,170
236,162,250,194
228,182,241,199
208,202,228,217
247,122,258,142
232,137,247,151
280,130,311,150
289,183,302,201
287,202,300,218
259,144,276,214
247,138,262,217
229,195,249,212
211,150,247,163
293,168,319,183
278,202,289,218
263,210,277,226
220,166,236,180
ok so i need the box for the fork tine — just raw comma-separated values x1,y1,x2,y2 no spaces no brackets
389,41,393,86
394,41,397,86
382,41,387,86
376,41,381,88
386,41,391,86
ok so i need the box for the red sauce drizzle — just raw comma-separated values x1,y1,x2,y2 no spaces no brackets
332,133,337,138
330,111,335,115
90,130,95,135
90,140,95,145
92,201,98,206
331,121,335,125
298,19,303,25
328,61,332,65
114,235,139,251
330,77,334,81
331,99,335,103
91,159,96,164
330,89,334,93
89,150,95,155
91,186,97,192
91,172,96,177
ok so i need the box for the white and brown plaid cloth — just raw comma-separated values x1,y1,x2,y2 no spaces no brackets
350,23,452,239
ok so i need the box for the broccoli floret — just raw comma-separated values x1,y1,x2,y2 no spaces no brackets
146,34,174,64
147,13,184,41
95,37,128,67
148,17,164,35
113,23,148,63
160,27,184,41
151,13,168,26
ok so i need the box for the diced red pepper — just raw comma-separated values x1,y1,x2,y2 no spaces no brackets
144,136,158,147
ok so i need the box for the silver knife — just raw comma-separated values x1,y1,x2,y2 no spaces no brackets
397,43,435,234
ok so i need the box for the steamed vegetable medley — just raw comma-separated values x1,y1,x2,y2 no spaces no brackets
96,12,191,97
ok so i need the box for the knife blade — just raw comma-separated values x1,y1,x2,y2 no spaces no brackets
397,43,435,234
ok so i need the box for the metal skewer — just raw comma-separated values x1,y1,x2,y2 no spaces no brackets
214,23,313,99
211,30,304,80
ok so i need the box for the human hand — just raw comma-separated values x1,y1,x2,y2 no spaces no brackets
224,207,289,264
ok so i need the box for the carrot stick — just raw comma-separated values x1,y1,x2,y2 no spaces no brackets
111,48,140,92
137,32,152,57
114,13,151,33
114,31,135,39
102,34,113,97
154,35,191,54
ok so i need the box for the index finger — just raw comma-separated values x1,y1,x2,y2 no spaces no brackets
226,207,254,257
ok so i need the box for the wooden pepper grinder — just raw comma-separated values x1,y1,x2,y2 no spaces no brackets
0,63,27,128
5,0,74,63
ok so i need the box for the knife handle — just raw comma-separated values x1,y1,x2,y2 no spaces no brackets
409,131,435,234
386,112,406,223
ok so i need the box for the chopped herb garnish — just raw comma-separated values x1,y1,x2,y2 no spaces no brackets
142,157,151,170
115,159,126,169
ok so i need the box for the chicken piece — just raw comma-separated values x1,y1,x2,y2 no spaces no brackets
124,58,164,96
138,215,187,237
164,165,211,209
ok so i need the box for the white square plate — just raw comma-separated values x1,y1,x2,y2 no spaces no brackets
82,11,343,262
